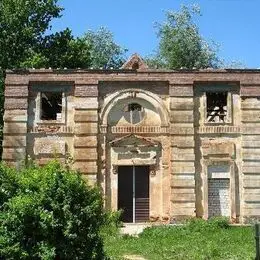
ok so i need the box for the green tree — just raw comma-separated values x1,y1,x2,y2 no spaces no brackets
0,0,62,70
0,161,105,259
147,4,219,69
22,28,92,69
84,27,127,69
0,0,63,155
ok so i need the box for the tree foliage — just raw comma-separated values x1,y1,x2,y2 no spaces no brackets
21,28,92,69
148,4,220,69
0,161,105,259
84,27,127,69
0,1,127,156
0,0,62,70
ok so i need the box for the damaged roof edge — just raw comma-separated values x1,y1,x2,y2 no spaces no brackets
5,68,260,74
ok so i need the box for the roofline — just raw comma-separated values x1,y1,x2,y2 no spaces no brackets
5,68,260,74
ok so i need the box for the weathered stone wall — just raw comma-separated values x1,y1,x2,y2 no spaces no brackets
4,67,260,223
241,92,260,221
169,84,196,220
3,80,28,167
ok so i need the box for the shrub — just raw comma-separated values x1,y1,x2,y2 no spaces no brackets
0,161,105,259
103,210,123,228
186,216,230,232
208,216,230,229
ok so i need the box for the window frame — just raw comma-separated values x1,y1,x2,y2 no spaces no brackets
34,85,70,124
123,102,145,125
204,91,232,124
197,85,234,125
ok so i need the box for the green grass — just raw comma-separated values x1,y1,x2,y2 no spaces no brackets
102,218,255,260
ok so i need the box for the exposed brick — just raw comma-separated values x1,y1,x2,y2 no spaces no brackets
5,86,28,97
3,122,27,134
74,85,98,97
5,98,28,110
74,136,97,147
169,85,193,97
74,110,98,122
74,148,97,160
2,148,26,160
74,123,98,134
4,110,28,122
3,135,26,147
241,86,260,96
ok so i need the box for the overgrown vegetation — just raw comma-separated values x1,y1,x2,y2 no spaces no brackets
103,218,255,260
0,161,105,259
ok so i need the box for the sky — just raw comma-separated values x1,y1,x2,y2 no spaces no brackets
51,0,260,68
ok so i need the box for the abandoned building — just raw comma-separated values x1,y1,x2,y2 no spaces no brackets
3,54,260,223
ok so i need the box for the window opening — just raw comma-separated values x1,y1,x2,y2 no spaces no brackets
206,92,227,123
132,62,139,70
124,103,144,124
41,92,62,120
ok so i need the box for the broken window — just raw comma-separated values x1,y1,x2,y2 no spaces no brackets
40,92,62,120
132,62,139,70
206,92,227,123
124,103,145,124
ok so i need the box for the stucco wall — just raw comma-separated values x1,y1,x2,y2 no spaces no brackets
4,65,260,222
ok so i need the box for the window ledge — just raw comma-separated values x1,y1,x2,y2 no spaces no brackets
36,120,65,125
196,126,241,134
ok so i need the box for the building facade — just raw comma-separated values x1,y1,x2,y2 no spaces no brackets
3,54,260,223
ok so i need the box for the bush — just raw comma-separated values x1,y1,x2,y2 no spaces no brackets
0,161,105,259
186,217,230,232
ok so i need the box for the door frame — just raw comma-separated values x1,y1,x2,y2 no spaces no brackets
202,159,236,220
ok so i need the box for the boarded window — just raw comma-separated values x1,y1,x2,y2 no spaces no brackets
41,92,62,120
206,92,227,123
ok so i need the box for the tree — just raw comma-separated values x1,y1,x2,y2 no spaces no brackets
84,27,127,69
0,0,62,70
0,0,63,155
147,4,219,69
0,0,94,155
22,28,92,69
0,161,105,259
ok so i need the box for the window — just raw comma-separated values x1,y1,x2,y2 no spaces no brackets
132,62,139,70
40,92,62,120
206,92,228,123
124,103,145,124
33,84,70,124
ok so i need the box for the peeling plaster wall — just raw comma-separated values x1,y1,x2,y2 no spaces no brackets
4,68,260,223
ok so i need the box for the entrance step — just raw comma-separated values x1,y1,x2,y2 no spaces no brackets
120,223,152,236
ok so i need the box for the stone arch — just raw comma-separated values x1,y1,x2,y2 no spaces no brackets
100,88,169,126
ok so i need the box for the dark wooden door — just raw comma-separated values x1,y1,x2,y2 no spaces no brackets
118,166,133,222
118,166,150,223
135,166,150,222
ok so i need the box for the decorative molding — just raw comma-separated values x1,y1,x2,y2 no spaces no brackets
109,126,169,134
100,88,169,126
30,125,74,134
196,126,241,134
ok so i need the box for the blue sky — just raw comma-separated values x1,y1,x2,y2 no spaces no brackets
52,0,260,68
